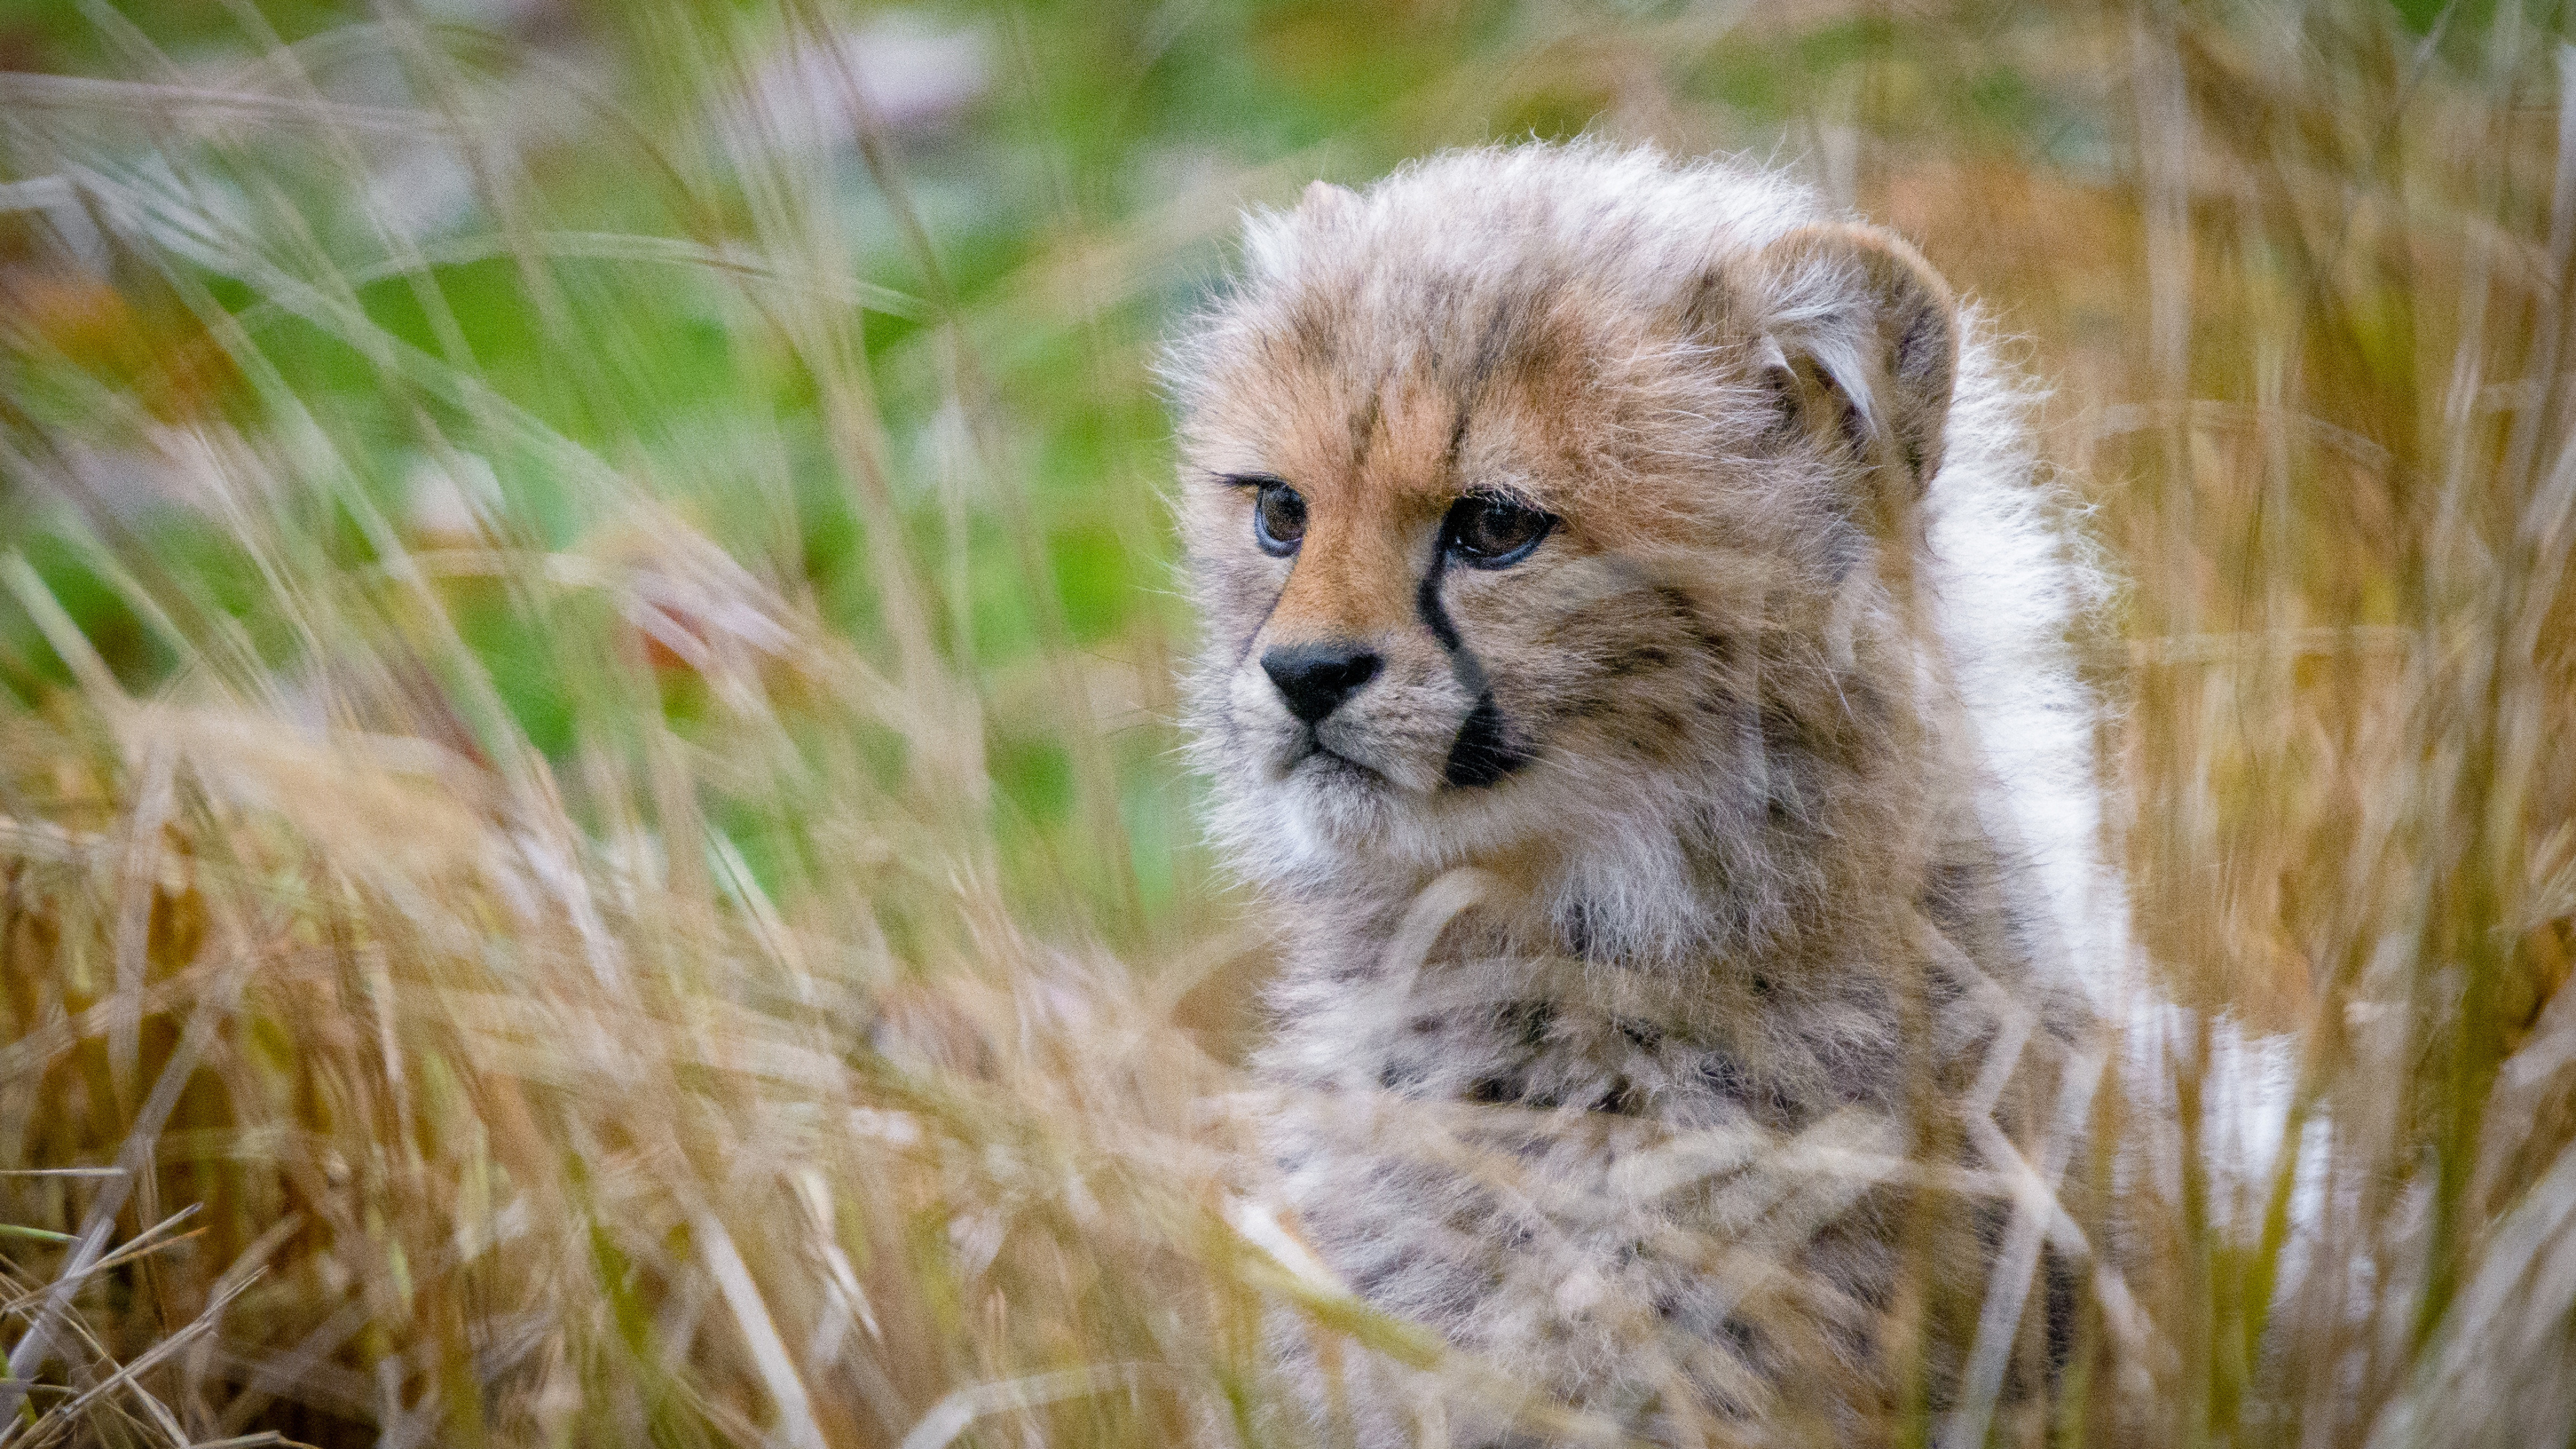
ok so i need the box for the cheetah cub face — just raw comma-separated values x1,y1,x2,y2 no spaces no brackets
1171,147,1961,963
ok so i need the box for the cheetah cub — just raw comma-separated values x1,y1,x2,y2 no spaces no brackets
1171,144,2120,1445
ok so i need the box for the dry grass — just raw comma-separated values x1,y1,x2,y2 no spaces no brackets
1,0,2571,1445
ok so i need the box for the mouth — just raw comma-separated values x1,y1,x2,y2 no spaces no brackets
1280,732,1389,786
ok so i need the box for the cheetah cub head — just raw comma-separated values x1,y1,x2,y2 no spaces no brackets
1171,146,1965,963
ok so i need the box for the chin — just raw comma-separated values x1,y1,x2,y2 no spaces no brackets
1277,753,1404,843
1210,750,1417,879
1293,760,1562,871
1218,719,1599,877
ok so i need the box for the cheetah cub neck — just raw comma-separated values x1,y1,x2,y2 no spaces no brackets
1169,142,2109,1439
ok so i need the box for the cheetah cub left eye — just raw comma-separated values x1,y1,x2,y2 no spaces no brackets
1441,492,1553,568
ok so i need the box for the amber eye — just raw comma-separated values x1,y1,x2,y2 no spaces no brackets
1444,492,1553,568
1251,480,1307,556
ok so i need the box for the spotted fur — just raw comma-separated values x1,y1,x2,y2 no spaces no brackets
1167,143,2120,1445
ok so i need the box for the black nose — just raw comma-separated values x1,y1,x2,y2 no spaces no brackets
1262,643,1383,724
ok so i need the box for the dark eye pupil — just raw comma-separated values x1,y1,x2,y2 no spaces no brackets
1254,482,1306,553
1452,496,1547,561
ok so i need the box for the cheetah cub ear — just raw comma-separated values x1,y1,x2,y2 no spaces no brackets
1754,223,1962,506
1297,178,1361,219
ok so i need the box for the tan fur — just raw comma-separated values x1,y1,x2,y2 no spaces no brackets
1167,143,2110,1446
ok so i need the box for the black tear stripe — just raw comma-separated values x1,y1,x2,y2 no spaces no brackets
1445,695,1527,788
1415,551,1468,655
1417,547,1534,789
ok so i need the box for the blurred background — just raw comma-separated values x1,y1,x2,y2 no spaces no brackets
1,0,2571,1444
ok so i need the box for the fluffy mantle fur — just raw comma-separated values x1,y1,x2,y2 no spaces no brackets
1167,142,2123,1445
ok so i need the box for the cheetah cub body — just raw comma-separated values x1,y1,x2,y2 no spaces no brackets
1170,144,2119,1444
